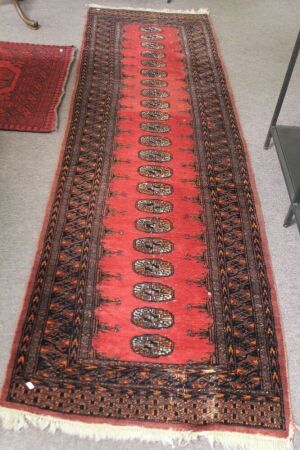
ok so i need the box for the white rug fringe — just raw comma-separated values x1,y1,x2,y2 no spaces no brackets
0,406,294,450
87,4,209,15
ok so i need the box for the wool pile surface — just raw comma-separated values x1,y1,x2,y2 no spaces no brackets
0,7,292,448
0,42,75,132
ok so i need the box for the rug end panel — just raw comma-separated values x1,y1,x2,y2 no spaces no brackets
0,406,294,450
0,406,198,445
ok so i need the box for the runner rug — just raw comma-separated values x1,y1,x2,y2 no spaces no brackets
0,6,292,449
0,42,75,132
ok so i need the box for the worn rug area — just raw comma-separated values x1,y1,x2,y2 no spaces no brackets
0,42,75,132
0,6,292,449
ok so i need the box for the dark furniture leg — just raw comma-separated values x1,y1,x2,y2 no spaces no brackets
283,204,295,227
264,31,300,149
12,0,39,29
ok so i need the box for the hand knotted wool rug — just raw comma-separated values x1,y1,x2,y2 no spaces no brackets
0,6,293,450
0,42,75,132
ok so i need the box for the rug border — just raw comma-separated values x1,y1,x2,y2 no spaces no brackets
0,7,293,443
0,24,86,406
0,42,76,132
206,13,292,438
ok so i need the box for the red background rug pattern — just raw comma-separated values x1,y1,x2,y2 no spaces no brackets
0,42,75,132
92,23,214,364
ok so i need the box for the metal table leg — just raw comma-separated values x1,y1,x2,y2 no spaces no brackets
264,31,300,149
12,0,39,29
283,204,295,227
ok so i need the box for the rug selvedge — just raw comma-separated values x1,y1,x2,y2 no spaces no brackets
0,6,291,445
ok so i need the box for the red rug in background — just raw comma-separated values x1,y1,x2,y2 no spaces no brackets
0,42,75,132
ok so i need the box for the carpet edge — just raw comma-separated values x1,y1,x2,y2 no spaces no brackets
45,46,77,132
87,4,210,15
